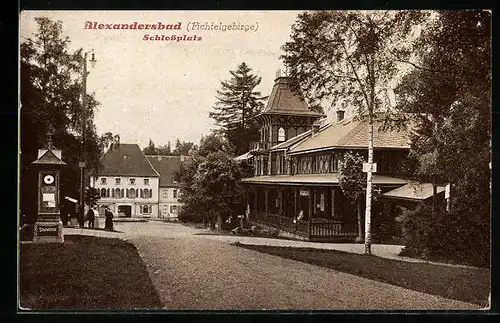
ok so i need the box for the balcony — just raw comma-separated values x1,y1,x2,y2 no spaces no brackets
249,141,279,152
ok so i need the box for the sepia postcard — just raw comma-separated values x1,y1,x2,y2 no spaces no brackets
18,10,491,312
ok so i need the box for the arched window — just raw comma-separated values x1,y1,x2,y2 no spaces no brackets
115,188,120,198
106,188,110,197
101,188,106,198
278,127,285,142
121,189,124,198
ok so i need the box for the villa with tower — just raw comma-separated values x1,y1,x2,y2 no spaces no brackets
239,75,445,242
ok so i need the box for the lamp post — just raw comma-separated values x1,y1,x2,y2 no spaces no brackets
78,49,96,228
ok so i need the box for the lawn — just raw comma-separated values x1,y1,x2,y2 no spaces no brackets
234,244,490,307
19,235,163,310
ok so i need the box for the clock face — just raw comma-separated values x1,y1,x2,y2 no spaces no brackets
43,174,55,185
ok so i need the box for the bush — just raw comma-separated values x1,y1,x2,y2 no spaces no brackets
400,203,489,267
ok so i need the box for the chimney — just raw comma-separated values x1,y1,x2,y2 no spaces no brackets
336,109,345,122
311,119,321,135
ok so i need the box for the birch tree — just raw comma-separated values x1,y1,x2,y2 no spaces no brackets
282,10,427,254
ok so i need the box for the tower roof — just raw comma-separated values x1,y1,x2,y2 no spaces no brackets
259,77,324,117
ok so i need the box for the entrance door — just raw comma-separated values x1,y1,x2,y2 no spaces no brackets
118,205,132,217
298,189,310,221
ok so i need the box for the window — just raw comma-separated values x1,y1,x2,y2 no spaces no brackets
115,188,121,198
100,178,107,185
142,189,152,198
129,178,135,185
144,178,149,185
141,205,151,214
163,190,168,199
115,178,121,185
173,189,178,198
163,205,168,215
278,127,285,142
170,205,178,214
100,188,106,198
129,189,136,198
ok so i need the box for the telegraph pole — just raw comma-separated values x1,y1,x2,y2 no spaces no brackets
78,50,96,228
78,52,88,228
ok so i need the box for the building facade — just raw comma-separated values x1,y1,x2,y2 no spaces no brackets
92,143,160,218
240,76,431,242
147,155,185,220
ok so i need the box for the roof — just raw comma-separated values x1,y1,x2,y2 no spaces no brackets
382,182,445,201
98,143,159,177
258,77,324,118
147,155,182,187
241,173,408,186
270,128,315,150
32,149,66,165
234,152,253,161
289,116,410,154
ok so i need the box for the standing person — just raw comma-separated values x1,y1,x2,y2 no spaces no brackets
92,206,100,228
105,207,114,231
86,206,95,228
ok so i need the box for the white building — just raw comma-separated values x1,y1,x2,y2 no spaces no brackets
91,143,160,218
147,155,185,220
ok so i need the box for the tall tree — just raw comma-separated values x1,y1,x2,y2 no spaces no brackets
339,151,367,242
282,10,427,254
394,11,491,266
143,138,157,155
20,17,101,222
175,133,251,226
172,139,195,156
209,62,268,155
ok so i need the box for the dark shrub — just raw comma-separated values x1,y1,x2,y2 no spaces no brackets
401,203,489,267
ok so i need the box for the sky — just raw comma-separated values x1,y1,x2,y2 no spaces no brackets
20,10,310,149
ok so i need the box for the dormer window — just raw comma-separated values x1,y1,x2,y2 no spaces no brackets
278,127,285,142
129,178,136,185
115,178,121,185
100,178,107,185
144,178,149,185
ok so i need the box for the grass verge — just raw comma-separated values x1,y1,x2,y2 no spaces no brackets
234,243,490,307
19,235,163,310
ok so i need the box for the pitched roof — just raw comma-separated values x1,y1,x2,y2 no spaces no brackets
259,77,324,117
382,182,446,201
98,143,159,177
146,155,182,187
32,149,66,165
289,117,410,154
270,128,314,150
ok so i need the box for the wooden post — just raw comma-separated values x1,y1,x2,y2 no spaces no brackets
254,187,258,216
308,188,312,239
294,187,298,231
264,187,269,217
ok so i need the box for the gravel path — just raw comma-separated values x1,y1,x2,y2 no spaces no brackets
130,235,479,310
65,222,481,310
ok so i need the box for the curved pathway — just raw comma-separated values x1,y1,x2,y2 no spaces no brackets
65,221,481,310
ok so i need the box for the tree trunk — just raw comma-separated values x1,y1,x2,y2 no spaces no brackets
355,199,364,243
217,214,223,231
364,115,374,255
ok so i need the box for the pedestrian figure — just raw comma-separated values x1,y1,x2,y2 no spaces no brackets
105,207,114,231
86,206,95,228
